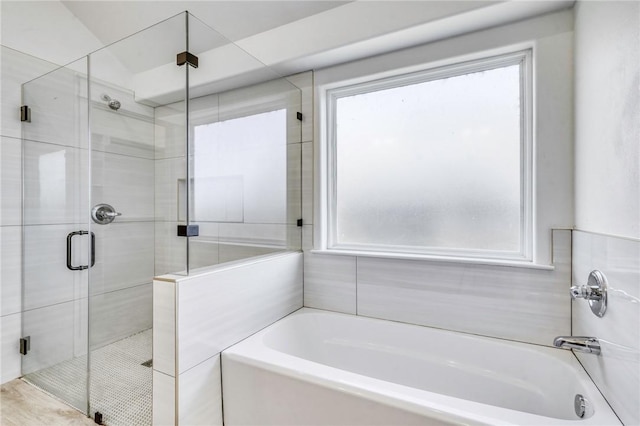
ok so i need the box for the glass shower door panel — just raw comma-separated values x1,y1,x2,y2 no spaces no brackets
188,14,303,271
21,58,91,414
86,12,186,425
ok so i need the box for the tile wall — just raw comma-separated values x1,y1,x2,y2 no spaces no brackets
572,232,639,425
152,251,303,425
305,230,572,346
154,72,311,274
0,46,155,383
1,47,59,383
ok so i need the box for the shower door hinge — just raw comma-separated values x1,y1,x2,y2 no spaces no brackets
296,112,303,121
20,105,31,122
297,218,303,227
177,224,199,237
176,51,199,68
19,336,30,355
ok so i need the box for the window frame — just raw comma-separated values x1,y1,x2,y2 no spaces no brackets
323,49,534,262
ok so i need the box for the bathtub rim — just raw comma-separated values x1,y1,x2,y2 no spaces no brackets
222,308,621,426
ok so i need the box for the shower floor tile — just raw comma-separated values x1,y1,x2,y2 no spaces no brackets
23,329,152,426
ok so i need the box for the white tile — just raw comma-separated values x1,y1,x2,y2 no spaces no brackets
188,240,221,270
302,142,313,225
152,370,176,426
303,252,357,314
287,224,303,252
89,283,152,349
90,221,154,296
1,46,59,139
155,221,187,276
178,355,223,426
23,140,89,225
217,244,280,265
92,151,154,222
154,101,185,160
176,252,302,373
155,157,185,222
0,313,22,384
23,224,89,310
153,280,176,377
218,222,288,247
287,143,302,225
1,226,21,316
21,301,77,374
1,136,22,225
21,59,89,148
573,231,640,426
302,224,313,251
286,71,314,143
357,230,571,345
91,107,155,159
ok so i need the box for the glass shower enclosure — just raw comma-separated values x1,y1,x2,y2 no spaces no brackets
20,12,301,425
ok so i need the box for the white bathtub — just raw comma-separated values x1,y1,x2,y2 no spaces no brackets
222,308,620,425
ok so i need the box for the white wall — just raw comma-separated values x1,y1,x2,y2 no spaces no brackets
306,10,574,346
573,2,640,425
574,1,639,240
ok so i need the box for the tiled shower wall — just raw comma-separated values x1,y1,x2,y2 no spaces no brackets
1,46,59,384
0,46,155,383
153,73,311,274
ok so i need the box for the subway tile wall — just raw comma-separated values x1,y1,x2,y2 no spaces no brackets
572,231,639,426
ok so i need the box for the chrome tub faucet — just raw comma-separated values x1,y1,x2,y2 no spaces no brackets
553,336,601,355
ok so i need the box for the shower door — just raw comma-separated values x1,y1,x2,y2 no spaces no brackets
20,12,188,425
21,58,157,423
20,56,158,424
21,57,92,413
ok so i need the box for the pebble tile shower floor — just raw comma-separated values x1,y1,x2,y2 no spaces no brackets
23,329,152,426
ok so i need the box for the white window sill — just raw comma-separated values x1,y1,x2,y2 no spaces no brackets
310,249,555,271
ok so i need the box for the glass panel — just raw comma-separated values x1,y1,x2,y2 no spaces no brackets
21,57,91,414
334,63,522,255
86,12,186,425
187,14,302,272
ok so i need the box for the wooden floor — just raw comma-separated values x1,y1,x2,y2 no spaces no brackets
0,379,96,426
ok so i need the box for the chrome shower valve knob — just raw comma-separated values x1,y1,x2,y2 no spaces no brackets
570,270,608,317
570,283,603,301
91,203,122,225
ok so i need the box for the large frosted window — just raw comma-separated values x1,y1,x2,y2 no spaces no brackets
328,51,532,260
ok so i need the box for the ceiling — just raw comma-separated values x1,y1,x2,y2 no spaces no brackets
61,1,350,46
2,1,575,102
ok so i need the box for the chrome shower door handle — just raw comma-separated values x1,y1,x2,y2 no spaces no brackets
66,231,95,271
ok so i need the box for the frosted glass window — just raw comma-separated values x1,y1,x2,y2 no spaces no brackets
328,51,532,259
194,109,287,226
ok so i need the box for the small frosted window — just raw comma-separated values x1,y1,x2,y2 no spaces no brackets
329,53,531,259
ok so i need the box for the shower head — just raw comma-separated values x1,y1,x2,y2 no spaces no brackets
108,99,121,111
100,93,121,111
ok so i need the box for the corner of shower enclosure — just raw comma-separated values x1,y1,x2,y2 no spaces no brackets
19,8,303,425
